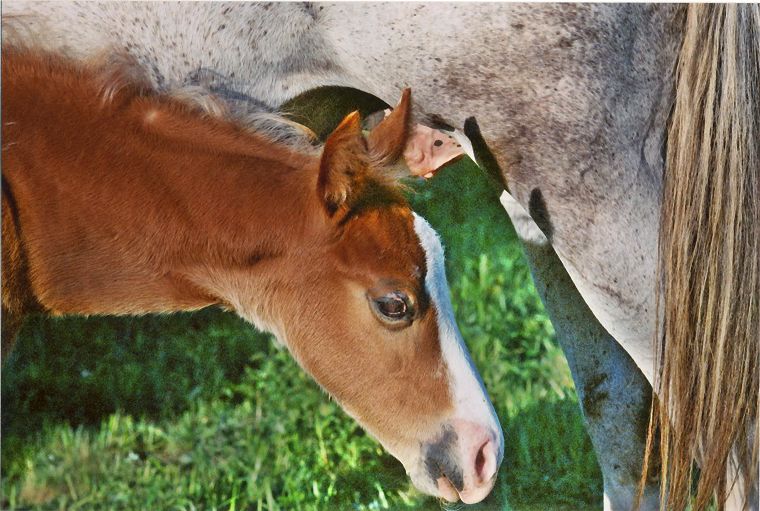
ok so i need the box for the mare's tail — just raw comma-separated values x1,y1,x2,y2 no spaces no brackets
648,4,759,509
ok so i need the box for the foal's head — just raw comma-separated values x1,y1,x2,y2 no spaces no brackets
242,91,503,503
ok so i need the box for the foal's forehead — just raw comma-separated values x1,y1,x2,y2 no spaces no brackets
338,204,429,280
347,204,418,245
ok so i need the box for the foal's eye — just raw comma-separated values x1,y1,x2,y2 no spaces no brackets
370,291,414,327
376,294,407,318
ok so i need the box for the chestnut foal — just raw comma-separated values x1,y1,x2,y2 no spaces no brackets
1,48,503,504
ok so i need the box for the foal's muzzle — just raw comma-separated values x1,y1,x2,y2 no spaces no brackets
422,419,501,504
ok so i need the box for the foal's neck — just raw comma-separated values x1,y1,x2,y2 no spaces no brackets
3,50,328,316
127,103,325,260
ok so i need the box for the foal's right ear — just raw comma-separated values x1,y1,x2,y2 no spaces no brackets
318,111,368,215
367,88,412,167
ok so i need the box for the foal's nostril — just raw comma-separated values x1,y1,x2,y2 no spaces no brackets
449,420,501,504
475,440,487,480
472,437,498,486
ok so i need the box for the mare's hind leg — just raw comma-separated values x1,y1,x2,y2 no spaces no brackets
501,192,660,510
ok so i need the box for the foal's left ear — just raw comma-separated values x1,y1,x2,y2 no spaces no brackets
367,88,412,167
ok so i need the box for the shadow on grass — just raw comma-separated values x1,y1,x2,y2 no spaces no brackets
2,309,266,466
502,399,602,509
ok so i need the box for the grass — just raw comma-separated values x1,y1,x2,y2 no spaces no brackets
1,156,603,509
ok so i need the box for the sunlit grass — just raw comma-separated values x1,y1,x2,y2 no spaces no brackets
1,159,602,510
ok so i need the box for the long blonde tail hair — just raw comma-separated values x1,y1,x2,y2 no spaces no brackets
646,4,759,509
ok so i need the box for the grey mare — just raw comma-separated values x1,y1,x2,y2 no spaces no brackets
5,3,757,509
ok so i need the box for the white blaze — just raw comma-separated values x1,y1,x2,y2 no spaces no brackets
412,213,503,453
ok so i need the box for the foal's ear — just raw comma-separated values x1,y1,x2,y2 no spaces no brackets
367,88,412,167
319,111,367,215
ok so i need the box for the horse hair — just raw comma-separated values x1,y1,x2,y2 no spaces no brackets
644,4,760,509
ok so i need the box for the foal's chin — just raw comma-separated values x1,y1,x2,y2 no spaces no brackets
406,454,499,505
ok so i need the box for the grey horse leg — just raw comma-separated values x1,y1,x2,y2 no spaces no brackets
500,192,660,510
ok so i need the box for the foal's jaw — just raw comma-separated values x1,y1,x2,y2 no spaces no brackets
232,212,504,505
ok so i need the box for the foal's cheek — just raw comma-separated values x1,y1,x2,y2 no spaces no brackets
386,351,404,374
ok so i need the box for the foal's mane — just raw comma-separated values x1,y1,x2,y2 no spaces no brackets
4,43,409,216
4,41,320,159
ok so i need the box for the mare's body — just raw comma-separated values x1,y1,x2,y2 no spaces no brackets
4,3,757,509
